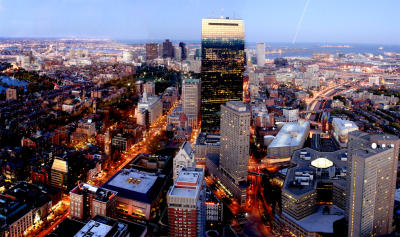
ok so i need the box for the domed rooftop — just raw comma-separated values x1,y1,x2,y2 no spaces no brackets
311,158,333,169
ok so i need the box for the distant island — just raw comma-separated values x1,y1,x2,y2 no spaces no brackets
319,44,353,48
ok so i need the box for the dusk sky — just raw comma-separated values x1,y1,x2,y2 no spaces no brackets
0,0,399,45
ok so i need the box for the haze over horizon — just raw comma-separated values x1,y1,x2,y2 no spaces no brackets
0,0,399,45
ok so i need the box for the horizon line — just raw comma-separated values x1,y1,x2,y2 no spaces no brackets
0,37,399,47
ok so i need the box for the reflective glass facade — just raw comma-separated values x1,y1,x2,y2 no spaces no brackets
201,18,245,130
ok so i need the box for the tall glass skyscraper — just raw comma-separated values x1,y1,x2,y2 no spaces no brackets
201,18,245,131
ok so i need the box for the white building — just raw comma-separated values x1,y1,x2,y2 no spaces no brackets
369,76,380,86
122,50,134,63
256,43,265,67
306,64,319,73
332,118,359,148
173,141,196,181
267,120,310,159
283,108,299,122
135,92,162,127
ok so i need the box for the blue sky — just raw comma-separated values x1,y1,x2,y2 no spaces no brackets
0,0,399,44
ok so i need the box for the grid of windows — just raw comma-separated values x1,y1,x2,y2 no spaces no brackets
200,18,245,130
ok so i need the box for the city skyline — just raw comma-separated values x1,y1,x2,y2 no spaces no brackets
1,0,400,45
2,2,400,236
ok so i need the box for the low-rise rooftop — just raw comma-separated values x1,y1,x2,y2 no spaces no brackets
282,205,344,234
168,167,204,199
268,121,310,149
196,133,220,146
283,148,348,197
102,168,165,204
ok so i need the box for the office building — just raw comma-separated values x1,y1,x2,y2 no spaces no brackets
50,157,68,190
194,133,220,167
143,81,155,96
167,167,206,237
146,43,159,60
179,42,187,60
70,183,117,220
135,80,144,95
201,18,245,130
282,108,299,122
347,131,400,237
275,148,347,236
173,141,196,181
205,190,223,227
76,119,96,137
220,101,250,184
162,39,174,58
102,168,167,221
112,133,134,152
0,182,53,237
204,101,250,205
174,46,182,61
267,121,310,159
162,86,178,113
182,78,201,127
256,42,265,67
331,118,359,148
135,92,162,127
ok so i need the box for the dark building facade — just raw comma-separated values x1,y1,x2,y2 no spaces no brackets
145,43,158,60
179,42,187,60
162,39,174,58
200,18,245,130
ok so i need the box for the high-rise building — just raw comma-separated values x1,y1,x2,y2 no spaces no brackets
50,157,68,190
158,44,163,58
162,39,174,58
201,18,245,130
179,42,187,60
167,167,206,237
146,43,159,60
220,101,250,185
256,42,265,67
347,131,400,237
174,46,182,61
182,78,201,127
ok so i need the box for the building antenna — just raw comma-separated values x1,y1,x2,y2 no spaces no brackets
211,11,214,18
221,8,224,18
233,11,236,19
